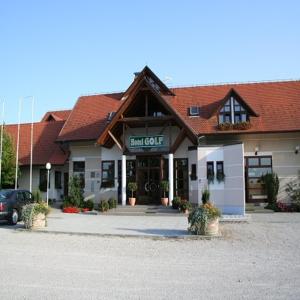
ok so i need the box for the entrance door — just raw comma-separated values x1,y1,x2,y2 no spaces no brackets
136,156,161,205
245,156,272,203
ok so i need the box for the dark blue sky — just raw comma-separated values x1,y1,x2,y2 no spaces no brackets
1,0,299,124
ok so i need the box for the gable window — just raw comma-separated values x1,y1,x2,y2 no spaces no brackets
219,97,248,124
101,161,115,188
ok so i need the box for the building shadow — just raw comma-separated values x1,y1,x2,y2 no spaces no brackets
116,227,188,236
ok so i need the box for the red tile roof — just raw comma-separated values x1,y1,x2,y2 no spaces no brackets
58,80,300,142
57,93,122,142
5,121,68,166
169,80,300,135
41,110,71,122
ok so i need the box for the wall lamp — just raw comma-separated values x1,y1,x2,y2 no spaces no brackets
295,146,300,155
255,146,259,156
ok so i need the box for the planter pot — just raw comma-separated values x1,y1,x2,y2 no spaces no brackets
129,197,136,206
32,213,46,229
205,218,219,236
184,209,189,215
161,197,168,206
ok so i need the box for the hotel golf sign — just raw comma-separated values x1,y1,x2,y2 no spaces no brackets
129,135,164,148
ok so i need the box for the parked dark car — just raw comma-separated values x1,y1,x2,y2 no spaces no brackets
0,189,34,225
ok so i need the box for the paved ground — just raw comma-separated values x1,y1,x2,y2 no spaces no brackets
44,208,189,237
0,213,300,299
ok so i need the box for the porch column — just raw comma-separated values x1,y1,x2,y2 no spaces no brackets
122,154,126,206
168,153,174,206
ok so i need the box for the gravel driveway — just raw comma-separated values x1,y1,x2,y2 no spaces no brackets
0,213,300,300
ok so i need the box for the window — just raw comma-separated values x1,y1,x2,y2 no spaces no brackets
23,191,33,203
73,161,85,188
55,171,62,189
216,161,225,182
190,164,197,181
39,169,49,192
189,106,200,116
207,161,214,183
245,156,272,202
101,161,115,188
219,97,248,124
174,159,189,199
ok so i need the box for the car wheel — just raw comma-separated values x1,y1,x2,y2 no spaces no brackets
9,209,19,225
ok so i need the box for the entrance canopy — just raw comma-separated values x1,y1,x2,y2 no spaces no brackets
97,66,198,154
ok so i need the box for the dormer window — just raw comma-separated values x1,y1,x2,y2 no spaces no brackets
189,106,200,116
219,97,248,124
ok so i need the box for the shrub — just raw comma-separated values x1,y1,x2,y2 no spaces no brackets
172,196,181,209
108,198,117,209
32,189,42,203
201,187,210,204
261,172,279,205
160,180,169,198
69,176,84,207
62,196,72,208
22,202,50,229
128,182,138,198
82,199,94,211
285,171,300,206
179,199,192,212
99,200,109,212
188,202,221,235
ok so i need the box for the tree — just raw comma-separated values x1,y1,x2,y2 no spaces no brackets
261,172,279,205
1,130,17,188
68,176,84,207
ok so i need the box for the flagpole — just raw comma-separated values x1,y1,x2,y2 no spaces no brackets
29,96,34,193
0,101,4,188
15,98,22,190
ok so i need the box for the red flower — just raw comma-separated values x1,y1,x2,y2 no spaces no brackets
63,207,80,213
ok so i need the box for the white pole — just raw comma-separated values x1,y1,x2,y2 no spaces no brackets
0,101,4,188
46,169,50,207
168,153,174,206
121,155,126,206
15,98,22,190
29,97,34,193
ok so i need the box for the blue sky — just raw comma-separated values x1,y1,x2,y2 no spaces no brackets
1,0,299,124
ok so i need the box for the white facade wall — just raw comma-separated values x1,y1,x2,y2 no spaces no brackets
207,132,300,203
18,164,68,200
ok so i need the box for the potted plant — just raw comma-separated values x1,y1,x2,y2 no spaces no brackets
188,202,221,236
201,187,210,204
99,199,109,212
180,199,192,214
22,202,50,229
160,180,169,206
172,196,181,210
128,182,138,206
108,198,117,209
81,199,94,212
